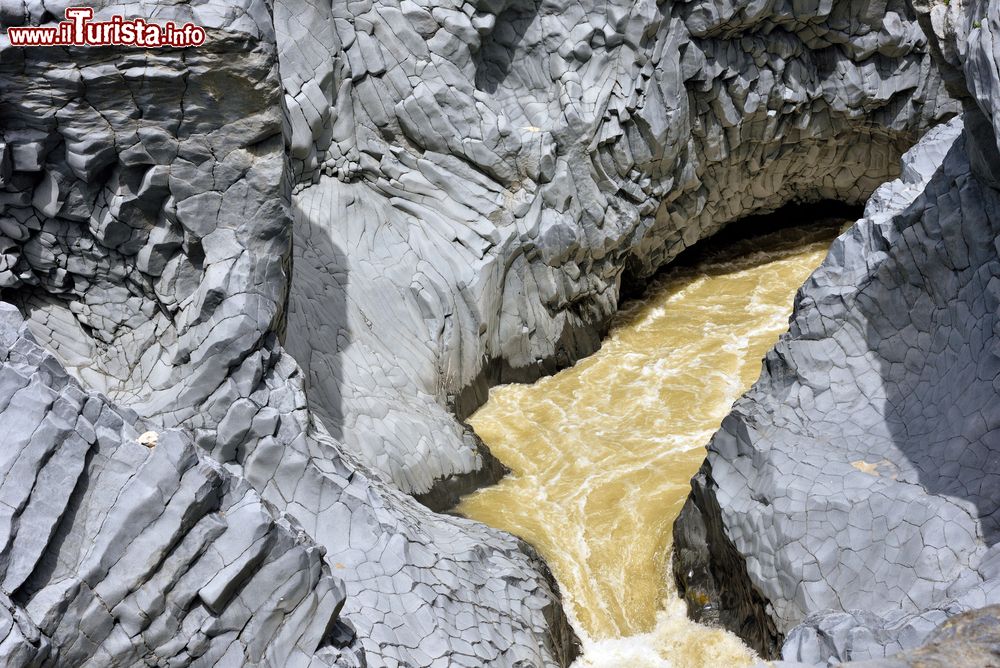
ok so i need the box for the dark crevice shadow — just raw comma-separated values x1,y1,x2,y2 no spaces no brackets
283,196,348,441
620,199,862,302
473,0,541,93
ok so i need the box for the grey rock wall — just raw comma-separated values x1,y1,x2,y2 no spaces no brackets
0,0,971,664
283,0,957,500
673,0,1000,661
770,604,1000,668
0,302,346,666
1,2,576,665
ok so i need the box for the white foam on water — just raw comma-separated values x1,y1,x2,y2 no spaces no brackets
570,594,758,668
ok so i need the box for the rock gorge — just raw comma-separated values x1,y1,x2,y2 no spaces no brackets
674,0,1000,662
0,0,995,664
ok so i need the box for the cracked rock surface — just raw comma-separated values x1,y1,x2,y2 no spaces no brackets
283,0,958,499
673,0,1000,663
1,2,575,665
0,0,978,664
769,604,1000,668
0,302,347,666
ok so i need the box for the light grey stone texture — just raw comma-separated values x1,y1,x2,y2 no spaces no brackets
0,0,973,665
283,0,959,502
844,604,1000,667
0,302,345,666
0,3,576,665
673,0,1000,658
768,604,1000,667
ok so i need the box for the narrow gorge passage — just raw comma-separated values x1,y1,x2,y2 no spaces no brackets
457,220,847,667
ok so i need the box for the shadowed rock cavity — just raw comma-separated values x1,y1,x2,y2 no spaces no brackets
282,0,957,507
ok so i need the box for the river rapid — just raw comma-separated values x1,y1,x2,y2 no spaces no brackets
456,221,846,667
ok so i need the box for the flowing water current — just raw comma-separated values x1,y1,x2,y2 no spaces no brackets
456,222,845,667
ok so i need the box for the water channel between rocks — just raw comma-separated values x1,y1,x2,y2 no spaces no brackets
456,220,847,667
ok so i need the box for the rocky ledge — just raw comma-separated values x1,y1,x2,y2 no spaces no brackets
0,302,348,666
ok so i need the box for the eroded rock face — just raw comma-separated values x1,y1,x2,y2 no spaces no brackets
0,0,970,665
0,302,346,666
673,0,1000,661
857,604,1000,667
283,0,957,499
771,605,1000,668
1,2,577,666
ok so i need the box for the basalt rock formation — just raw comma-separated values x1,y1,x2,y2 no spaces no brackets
0,0,974,664
283,0,957,500
1,3,576,666
0,302,347,666
771,605,1000,668
674,0,1000,664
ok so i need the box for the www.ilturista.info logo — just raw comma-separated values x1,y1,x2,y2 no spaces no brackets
6,7,206,47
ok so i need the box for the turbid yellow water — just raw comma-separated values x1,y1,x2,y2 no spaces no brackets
457,222,845,667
